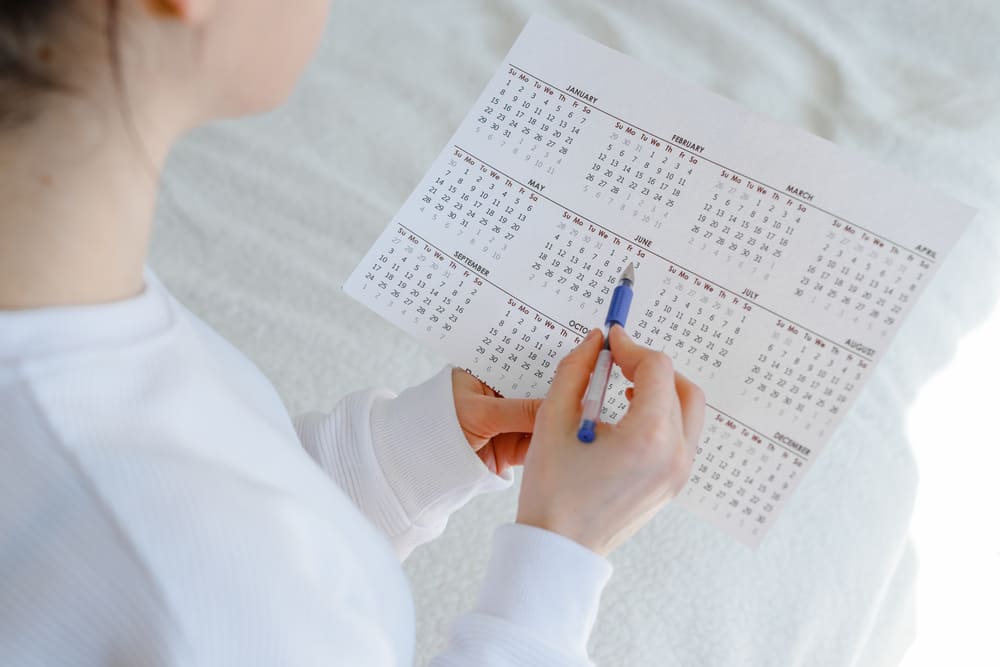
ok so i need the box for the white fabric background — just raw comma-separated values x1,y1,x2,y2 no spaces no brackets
150,1,1000,665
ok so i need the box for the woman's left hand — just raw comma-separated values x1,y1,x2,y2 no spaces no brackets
451,368,542,476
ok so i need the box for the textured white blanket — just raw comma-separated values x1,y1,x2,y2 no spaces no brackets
150,1,1000,664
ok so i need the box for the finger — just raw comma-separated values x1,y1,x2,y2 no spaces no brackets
607,324,650,383
475,396,543,435
476,443,498,475
489,432,532,471
544,328,604,415
609,325,678,420
674,371,706,448
625,386,634,402
452,367,497,397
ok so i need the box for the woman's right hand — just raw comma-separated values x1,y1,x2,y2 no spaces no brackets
516,325,706,556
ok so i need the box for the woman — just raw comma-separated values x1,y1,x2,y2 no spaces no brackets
0,1,705,664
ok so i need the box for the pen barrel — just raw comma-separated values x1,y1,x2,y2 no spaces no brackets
580,348,614,422
605,283,633,329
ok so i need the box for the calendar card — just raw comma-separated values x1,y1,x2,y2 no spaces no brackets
343,16,975,546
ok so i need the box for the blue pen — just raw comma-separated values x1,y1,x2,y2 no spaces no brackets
577,262,636,443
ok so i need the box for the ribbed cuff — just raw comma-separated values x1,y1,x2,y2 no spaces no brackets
369,365,513,526
293,391,413,539
477,523,613,654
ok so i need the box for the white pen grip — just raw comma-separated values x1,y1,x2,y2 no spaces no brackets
580,349,614,421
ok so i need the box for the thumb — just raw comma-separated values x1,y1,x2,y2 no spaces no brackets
609,324,679,421
477,396,543,434
608,324,646,380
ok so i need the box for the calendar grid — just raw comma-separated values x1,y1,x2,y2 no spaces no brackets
345,16,973,545
395,221,575,338
453,144,875,363
394,220,808,461
506,64,935,265
707,405,807,459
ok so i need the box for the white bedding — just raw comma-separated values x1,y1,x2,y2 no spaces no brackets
150,1,1000,664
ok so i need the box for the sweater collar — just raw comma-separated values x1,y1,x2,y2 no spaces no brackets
0,265,175,361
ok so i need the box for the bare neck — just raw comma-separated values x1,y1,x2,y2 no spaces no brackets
0,99,173,310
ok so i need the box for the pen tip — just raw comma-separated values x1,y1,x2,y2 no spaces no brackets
621,262,636,285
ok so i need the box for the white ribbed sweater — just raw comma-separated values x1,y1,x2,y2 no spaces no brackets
0,269,612,666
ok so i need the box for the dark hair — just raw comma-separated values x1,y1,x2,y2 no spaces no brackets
0,1,64,127
0,0,119,129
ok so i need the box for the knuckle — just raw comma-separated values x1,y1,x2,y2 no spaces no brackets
650,350,674,375
650,400,675,426
554,355,573,375
555,352,582,375
649,414,672,438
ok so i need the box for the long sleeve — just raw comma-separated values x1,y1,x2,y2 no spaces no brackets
430,523,614,666
2,271,615,666
293,365,513,560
